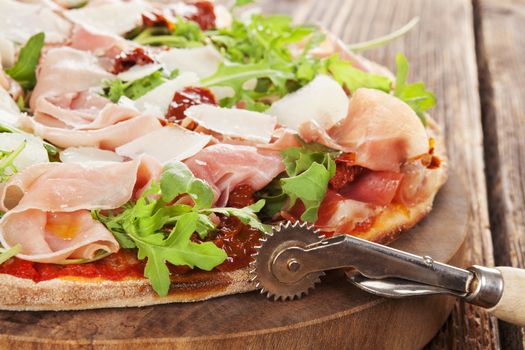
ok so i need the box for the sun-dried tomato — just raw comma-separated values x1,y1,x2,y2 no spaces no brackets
227,184,256,208
166,86,217,122
112,47,154,74
141,11,174,31
187,1,216,30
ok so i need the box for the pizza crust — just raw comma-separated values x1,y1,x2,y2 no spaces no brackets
0,117,448,311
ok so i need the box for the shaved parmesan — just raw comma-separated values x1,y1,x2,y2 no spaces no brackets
0,35,15,67
64,2,149,36
157,46,223,78
185,105,277,143
266,75,349,130
134,72,199,115
0,133,49,174
60,147,124,164
0,87,21,127
0,0,71,43
117,64,162,82
115,125,211,164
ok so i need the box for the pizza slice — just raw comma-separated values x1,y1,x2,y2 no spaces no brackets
0,0,446,310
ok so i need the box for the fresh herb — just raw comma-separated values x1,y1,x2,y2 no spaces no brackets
0,244,21,265
259,141,338,222
394,53,436,124
132,17,205,48
323,54,392,93
5,32,45,90
94,161,269,296
102,70,166,103
231,0,255,10
347,17,420,53
0,141,26,182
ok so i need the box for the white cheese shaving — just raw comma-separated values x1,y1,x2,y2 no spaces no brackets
64,1,149,36
0,0,71,43
115,125,211,164
0,86,21,128
134,72,199,115
157,46,223,78
0,133,49,173
59,147,124,164
117,64,163,82
185,105,277,143
0,35,15,67
266,75,349,130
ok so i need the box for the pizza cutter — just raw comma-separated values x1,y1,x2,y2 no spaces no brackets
250,221,525,326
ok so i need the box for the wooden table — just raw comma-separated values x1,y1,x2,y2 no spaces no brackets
259,0,525,348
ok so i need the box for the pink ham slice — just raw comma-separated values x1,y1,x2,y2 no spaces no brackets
300,88,429,173
338,171,404,206
185,144,285,206
0,156,162,263
19,113,162,150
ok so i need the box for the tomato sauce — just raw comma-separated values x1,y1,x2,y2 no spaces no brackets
166,86,217,122
0,250,145,282
112,47,155,74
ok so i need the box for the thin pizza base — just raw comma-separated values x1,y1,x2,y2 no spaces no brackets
0,119,448,311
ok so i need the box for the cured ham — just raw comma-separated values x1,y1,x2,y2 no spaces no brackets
338,171,404,206
301,88,429,173
0,156,162,263
184,144,285,206
30,47,113,113
19,113,162,150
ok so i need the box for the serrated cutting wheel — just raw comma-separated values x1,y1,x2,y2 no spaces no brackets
250,221,325,301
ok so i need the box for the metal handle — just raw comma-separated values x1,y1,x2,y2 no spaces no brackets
272,234,473,294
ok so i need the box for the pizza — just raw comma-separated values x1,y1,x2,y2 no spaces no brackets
0,0,447,310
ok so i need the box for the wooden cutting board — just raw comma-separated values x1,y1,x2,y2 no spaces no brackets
0,176,468,350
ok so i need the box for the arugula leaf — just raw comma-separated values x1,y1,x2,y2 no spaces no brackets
0,141,26,183
95,161,269,296
232,0,255,9
394,53,436,124
0,244,21,265
204,200,271,234
201,61,294,102
133,17,205,48
161,162,214,209
260,143,337,222
102,70,165,103
6,32,45,90
324,54,392,93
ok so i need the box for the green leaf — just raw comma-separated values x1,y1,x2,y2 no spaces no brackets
0,140,26,183
0,244,21,265
281,162,332,222
102,70,165,103
6,32,45,90
325,54,392,93
133,17,205,48
394,53,436,124
232,0,255,8
204,199,271,233
160,161,214,209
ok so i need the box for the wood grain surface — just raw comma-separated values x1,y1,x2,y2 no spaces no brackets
0,178,468,350
476,0,525,348
257,1,500,348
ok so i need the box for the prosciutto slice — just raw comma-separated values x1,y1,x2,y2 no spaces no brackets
185,144,285,206
301,88,429,172
0,157,162,263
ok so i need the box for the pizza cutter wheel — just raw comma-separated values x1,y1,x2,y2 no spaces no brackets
250,221,525,326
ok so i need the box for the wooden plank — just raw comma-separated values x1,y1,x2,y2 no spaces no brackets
475,0,525,348
257,0,499,348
